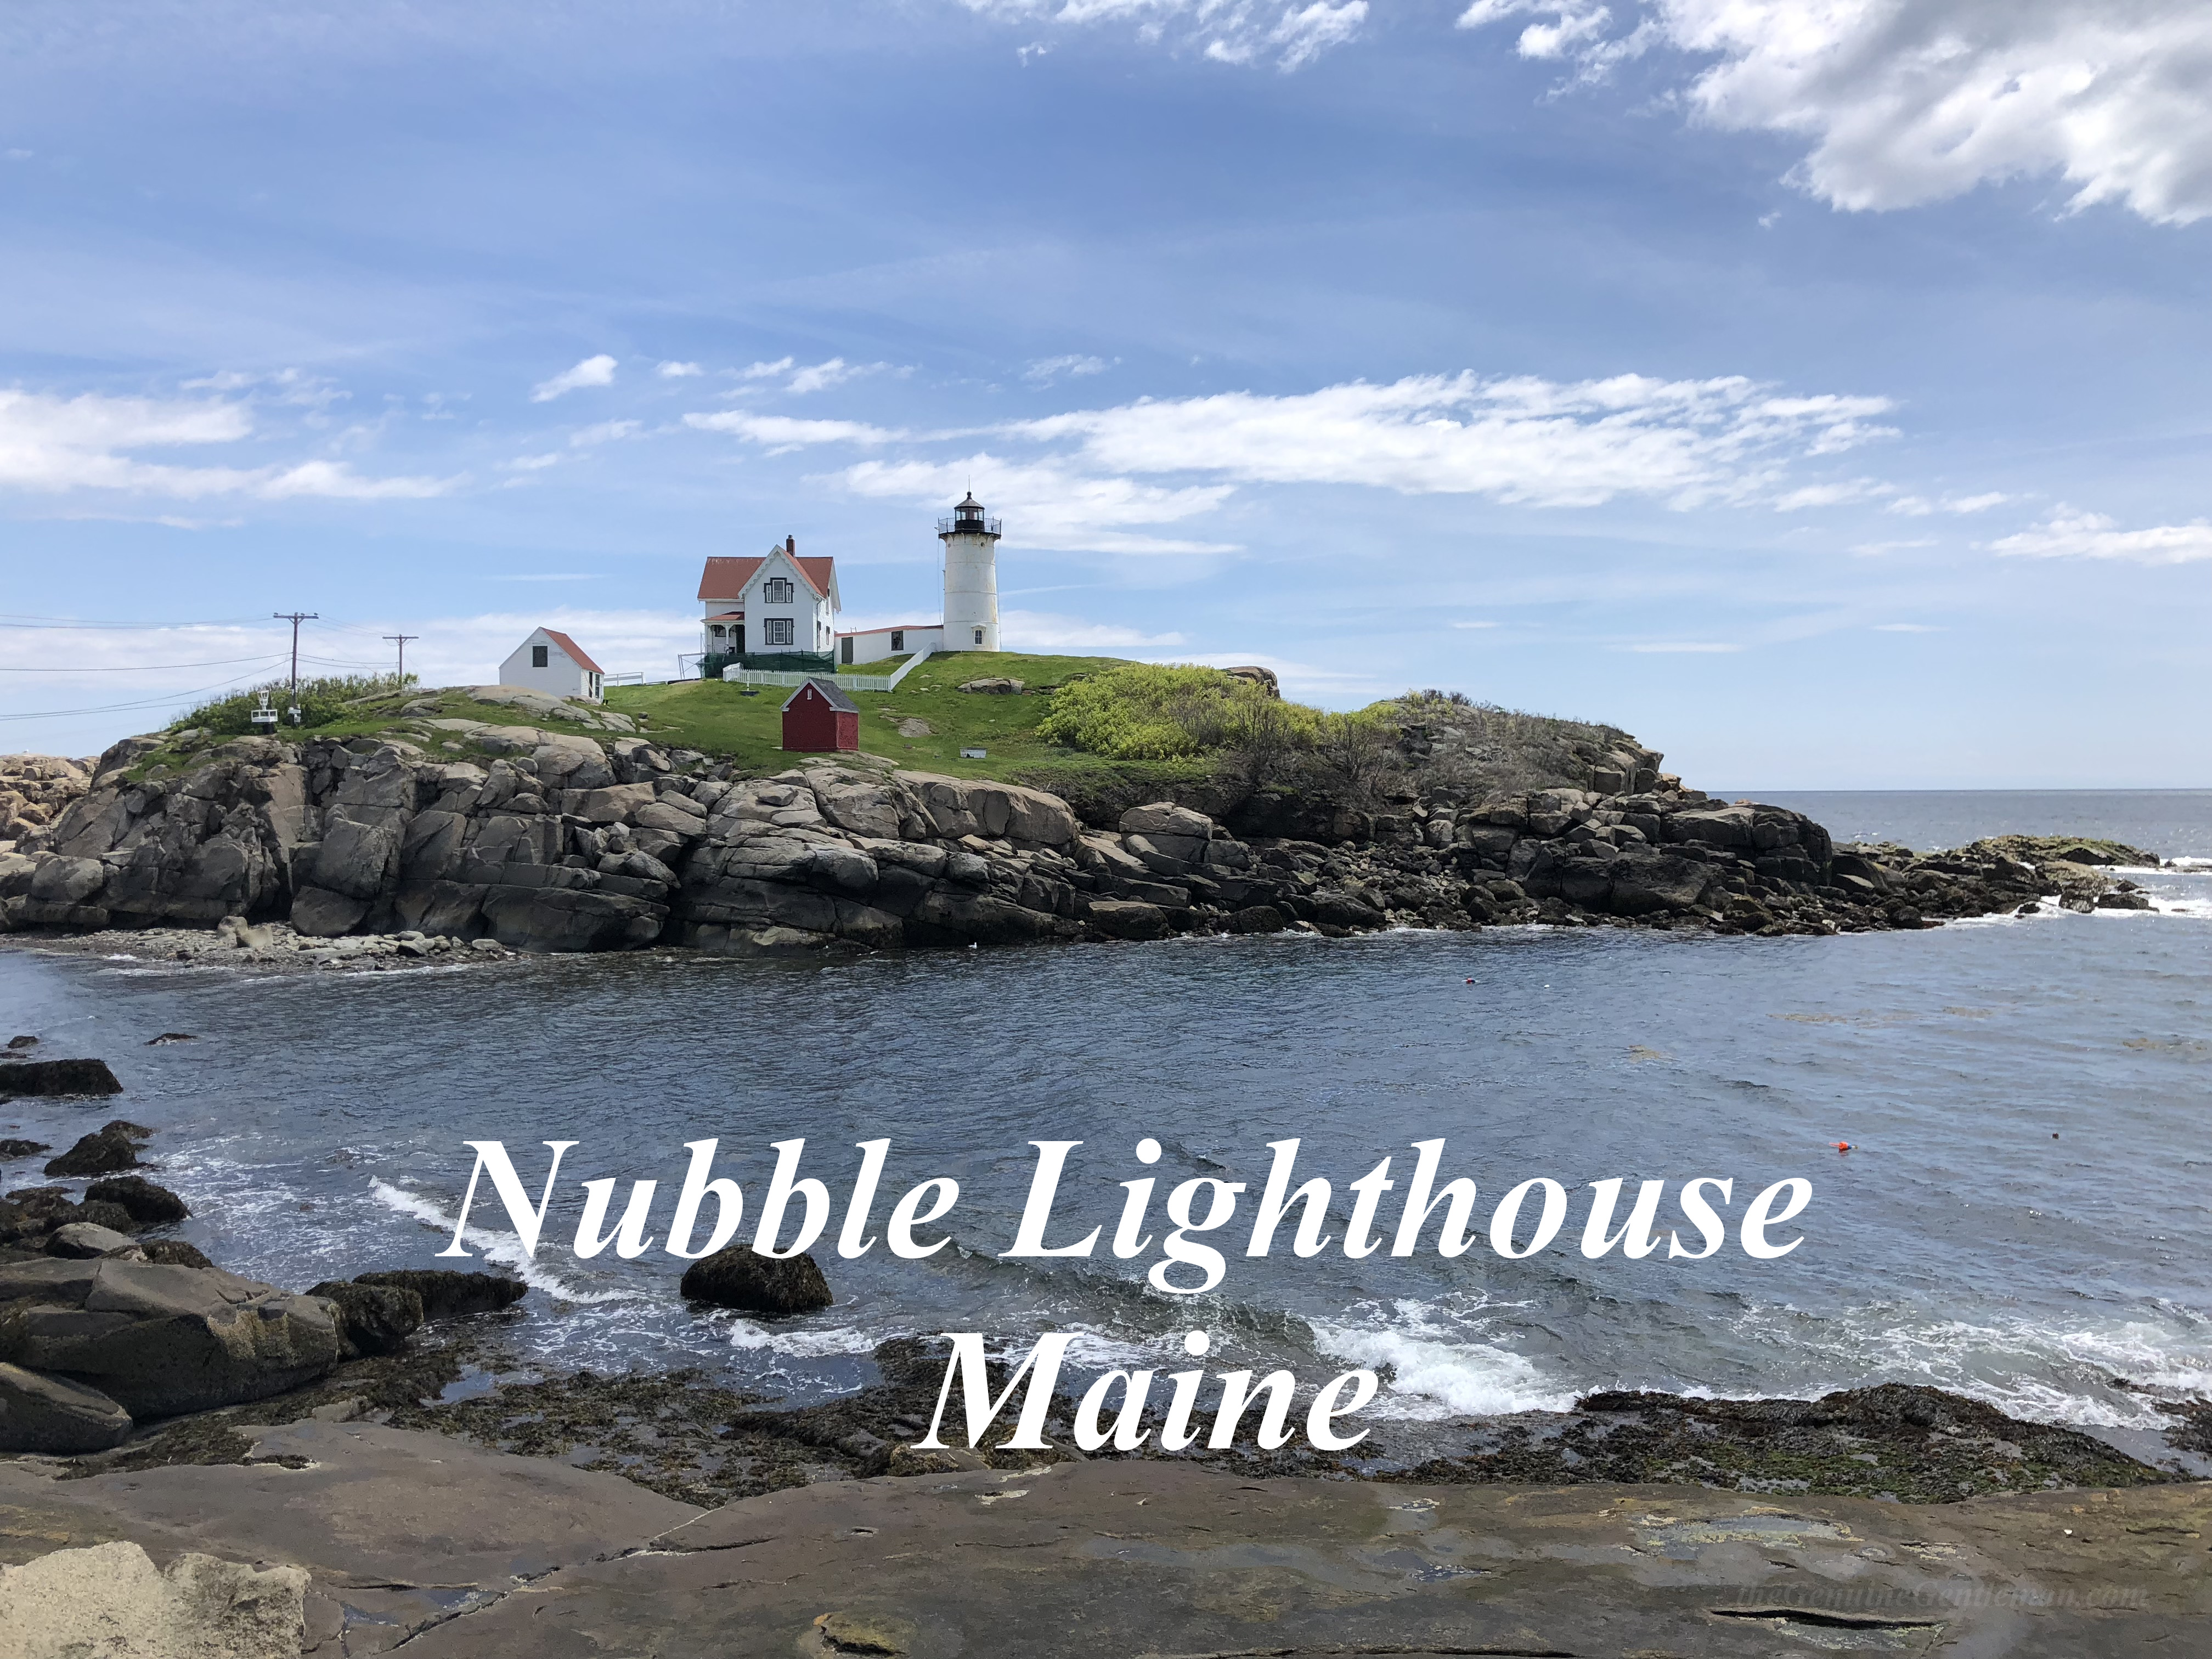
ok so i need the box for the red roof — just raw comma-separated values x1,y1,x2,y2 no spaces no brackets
698,554,837,601
704,611,745,622
540,629,602,674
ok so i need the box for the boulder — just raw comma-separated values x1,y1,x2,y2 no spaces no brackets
85,1175,190,1226
957,676,1024,694
679,1244,833,1314
44,1221,140,1258
0,1139,52,1158
1228,905,1288,934
140,1238,215,1268
0,1258,341,1418
43,1127,143,1178
0,1359,133,1453
1605,848,1717,916
571,783,659,823
352,1268,527,1319
1120,802,1215,840
0,1542,307,1659
1088,899,1173,940
0,1057,123,1098
291,884,370,937
307,1280,426,1357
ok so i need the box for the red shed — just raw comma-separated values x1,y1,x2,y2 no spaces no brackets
781,676,860,752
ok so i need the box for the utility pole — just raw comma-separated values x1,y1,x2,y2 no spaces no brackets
273,613,318,695
383,634,419,687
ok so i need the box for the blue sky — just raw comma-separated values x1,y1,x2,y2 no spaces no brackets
2,1,2207,787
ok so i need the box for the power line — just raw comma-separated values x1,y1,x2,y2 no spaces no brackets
0,665,282,723
0,654,288,673
273,612,318,695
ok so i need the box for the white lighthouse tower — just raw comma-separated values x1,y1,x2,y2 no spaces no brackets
938,492,1000,652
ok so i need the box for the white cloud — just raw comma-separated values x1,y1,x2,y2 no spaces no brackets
1888,489,2010,515
739,357,796,380
568,420,642,447
531,354,618,401
0,388,454,500
787,357,886,394
1459,1,2212,225
685,411,905,451
1000,610,1188,650
1990,508,2212,565
959,1,1369,72
504,453,562,472
1024,354,1112,385
1014,373,1896,509
1873,622,1945,631
656,360,704,378
838,454,1242,554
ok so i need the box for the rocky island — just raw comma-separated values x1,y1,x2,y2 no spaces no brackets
0,671,2163,966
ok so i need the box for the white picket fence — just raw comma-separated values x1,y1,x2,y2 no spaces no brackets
716,648,934,696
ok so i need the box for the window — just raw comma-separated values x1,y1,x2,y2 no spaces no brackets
840,637,854,664
972,627,984,645
890,630,904,651
709,624,725,639
532,645,548,668
764,618,795,646
763,577,794,603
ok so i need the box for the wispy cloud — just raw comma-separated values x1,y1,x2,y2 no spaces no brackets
1624,641,1742,653
1024,354,1111,385
531,354,617,402
1888,491,2009,516
958,1,1370,73
1449,619,1500,629
656,360,704,378
837,454,1241,555
1000,609,1187,650
568,420,642,447
1872,623,1945,633
1990,509,2212,565
1013,373,1897,509
0,389,455,501
685,411,905,452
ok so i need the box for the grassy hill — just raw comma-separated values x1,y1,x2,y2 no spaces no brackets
605,652,1132,780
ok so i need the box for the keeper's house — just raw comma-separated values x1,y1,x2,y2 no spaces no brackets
499,627,604,703
699,536,841,670
782,678,859,753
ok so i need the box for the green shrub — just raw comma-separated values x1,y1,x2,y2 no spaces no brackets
1037,664,1322,761
176,674,413,737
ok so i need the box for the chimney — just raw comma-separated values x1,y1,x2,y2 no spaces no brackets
786,535,795,554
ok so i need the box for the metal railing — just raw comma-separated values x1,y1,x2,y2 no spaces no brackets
720,667,899,692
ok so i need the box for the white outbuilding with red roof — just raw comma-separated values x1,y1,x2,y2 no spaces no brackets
499,626,606,703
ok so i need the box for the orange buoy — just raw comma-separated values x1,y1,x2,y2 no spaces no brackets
1833,1141,1853,1153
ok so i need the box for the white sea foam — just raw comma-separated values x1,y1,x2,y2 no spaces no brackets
366,1178,640,1305
716,1317,891,1358
1312,1298,1576,1418
1730,1304,2212,1431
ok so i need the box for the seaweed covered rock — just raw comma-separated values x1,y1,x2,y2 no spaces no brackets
679,1245,832,1316
0,1359,133,1453
307,1280,426,1357
139,1239,215,1269
42,1126,143,1178
83,1175,190,1227
353,1267,526,1320
0,1058,122,1099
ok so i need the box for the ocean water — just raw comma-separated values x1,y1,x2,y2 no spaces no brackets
3,790,2207,1447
